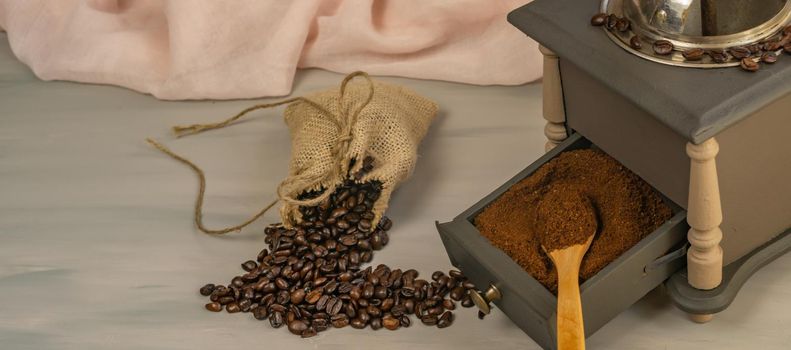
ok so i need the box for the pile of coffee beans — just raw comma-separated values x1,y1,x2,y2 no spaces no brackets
199,157,478,337
591,12,791,72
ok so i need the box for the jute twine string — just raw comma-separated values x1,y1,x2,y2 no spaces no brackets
147,71,375,234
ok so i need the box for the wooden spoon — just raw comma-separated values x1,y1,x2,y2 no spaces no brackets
537,187,598,350
545,235,595,350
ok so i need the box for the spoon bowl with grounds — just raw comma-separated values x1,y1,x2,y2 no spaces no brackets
537,186,598,350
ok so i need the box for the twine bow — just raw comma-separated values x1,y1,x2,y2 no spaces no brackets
147,71,375,234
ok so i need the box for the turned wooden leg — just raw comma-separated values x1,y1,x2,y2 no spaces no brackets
685,138,724,323
539,45,567,152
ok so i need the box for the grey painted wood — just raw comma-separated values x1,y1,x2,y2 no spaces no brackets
508,0,791,144
1,33,789,350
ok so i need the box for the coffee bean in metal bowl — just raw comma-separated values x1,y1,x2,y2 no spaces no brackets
762,53,779,64
629,36,642,50
740,58,760,72
653,40,674,55
682,48,705,61
590,13,607,27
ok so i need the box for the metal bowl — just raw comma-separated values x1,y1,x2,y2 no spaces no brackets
601,0,791,67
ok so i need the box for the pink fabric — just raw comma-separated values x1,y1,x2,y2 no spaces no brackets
0,0,541,100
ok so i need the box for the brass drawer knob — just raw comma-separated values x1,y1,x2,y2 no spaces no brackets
470,284,502,314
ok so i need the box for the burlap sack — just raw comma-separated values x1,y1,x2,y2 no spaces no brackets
148,72,438,233
277,73,438,226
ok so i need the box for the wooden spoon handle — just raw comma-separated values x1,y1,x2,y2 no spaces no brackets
555,253,586,350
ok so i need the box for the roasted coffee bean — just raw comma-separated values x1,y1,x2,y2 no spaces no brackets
653,40,673,55
345,303,357,318
374,286,388,299
378,217,392,231
682,48,705,61
270,311,285,328
591,13,608,26
606,14,618,30
231,276,245,288
226,303,241,313
253,306,269,320
748,44,762,54
370,317,383,330
276,290,290,305
242,288,255,300
421,315,438,326
340,235,357,246
256,248,269,262
741,57,760,72
382,315,400,330
211,285,229,296
437,311,454,328
730,46,751,59
269,303,287,313
301,327,318,338
431,271,444,281
313,276,328,287
350,318,367,329
306,289,323,304
349,286,362,300
366,305,382,318
708,50,729,63
461,296,474,308
762,52,778,64
330,207,348,219
615,18,630,32
331,314,350,328
629,36,643,50
358,309,371,323
477,310,486,320
358,219,372,232
338,282,353,294
765,41,783,51
427,306,444,316
290,289,306,304
262,282,277,294
288,320,309,335
287,311,298,324
785,43,791,54
199,284,216,296
241,260,257,272
400,315,411,327
316,294,330,311
449,287,466,301
330,299,344,315
390,305,406,317
205,302,222,312
380,298,394,311
438,275,452,289
362,283,375,299
201,175,474,335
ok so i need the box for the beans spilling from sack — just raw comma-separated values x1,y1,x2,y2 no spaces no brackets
199,158,478,337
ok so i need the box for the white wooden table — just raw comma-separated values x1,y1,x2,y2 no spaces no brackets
1,33,789,350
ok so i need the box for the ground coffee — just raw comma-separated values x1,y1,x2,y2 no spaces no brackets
475,149,672,293
536,187,597,252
